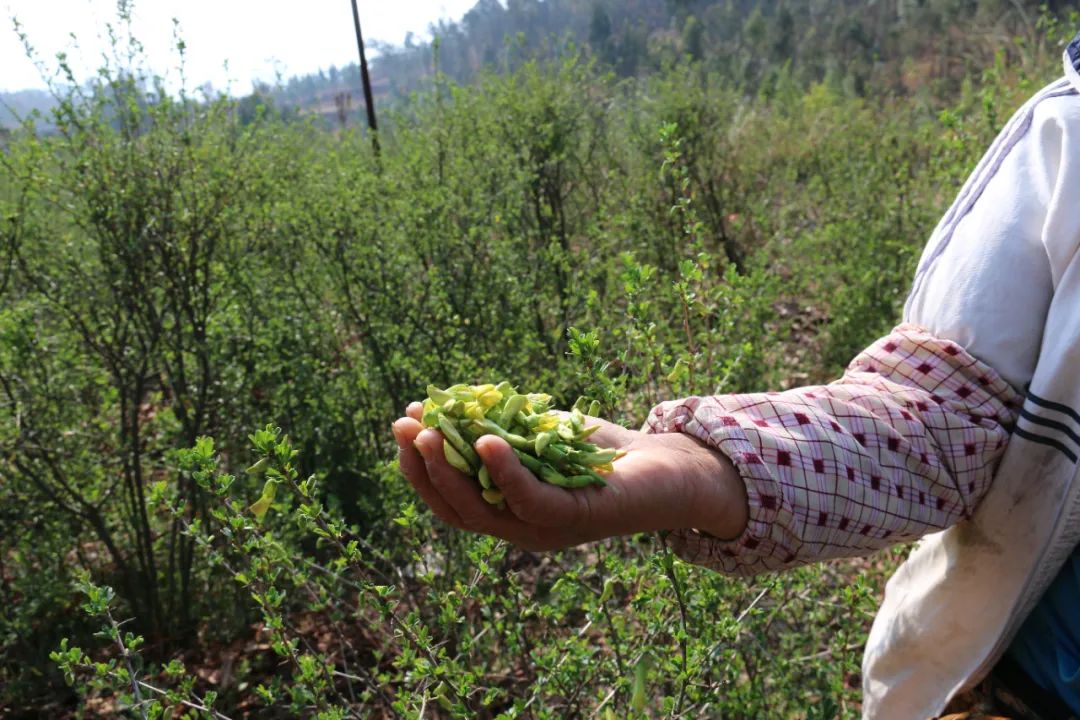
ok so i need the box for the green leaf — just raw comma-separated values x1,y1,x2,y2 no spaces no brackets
631,655,650,712
249,479,278,522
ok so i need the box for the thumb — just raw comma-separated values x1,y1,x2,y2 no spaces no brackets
474,435,580,527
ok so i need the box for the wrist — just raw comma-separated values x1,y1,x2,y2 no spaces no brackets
667,433,749,540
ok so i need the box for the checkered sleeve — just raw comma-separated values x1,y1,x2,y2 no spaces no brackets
644,323,1022,576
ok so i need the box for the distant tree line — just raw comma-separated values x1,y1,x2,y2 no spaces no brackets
256,0,1078,126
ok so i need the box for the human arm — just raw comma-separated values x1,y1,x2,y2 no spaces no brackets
393,325,1020,571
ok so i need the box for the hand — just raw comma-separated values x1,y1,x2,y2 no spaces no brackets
391,402,748,551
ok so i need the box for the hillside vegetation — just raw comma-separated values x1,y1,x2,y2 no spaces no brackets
1,1,1077,717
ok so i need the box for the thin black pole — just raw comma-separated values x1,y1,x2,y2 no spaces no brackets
349,0,380,156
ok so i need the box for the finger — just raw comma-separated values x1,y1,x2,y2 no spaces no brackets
413,429,540,537
392,419,465,528
406,402,423,422
473,435,585,527
402,443,546,548
391,416,422,451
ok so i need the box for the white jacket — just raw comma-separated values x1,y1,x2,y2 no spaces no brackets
862,41,1080,717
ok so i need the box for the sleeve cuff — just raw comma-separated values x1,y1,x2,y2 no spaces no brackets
643,397,794,575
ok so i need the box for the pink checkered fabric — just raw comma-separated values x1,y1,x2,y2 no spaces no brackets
644,323,1021,576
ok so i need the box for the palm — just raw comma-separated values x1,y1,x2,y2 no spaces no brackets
391,403,694,551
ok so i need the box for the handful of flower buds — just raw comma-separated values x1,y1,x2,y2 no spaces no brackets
421,382,624,506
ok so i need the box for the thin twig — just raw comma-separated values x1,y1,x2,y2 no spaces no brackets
133,679,235,720
589,686,619,719
734,585,770,625
659,535,690,716
105,610,147,720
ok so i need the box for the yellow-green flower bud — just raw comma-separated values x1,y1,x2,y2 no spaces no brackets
443,440,473,475
426,385,453,404
498,394,527,428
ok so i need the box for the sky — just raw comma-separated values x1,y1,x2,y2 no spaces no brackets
1,0,480,93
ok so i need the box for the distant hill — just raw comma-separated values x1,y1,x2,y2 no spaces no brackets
0,89,56,129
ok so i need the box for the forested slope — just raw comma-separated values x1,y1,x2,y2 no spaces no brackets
270,0,1074,124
